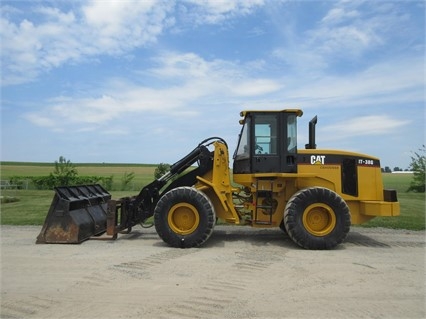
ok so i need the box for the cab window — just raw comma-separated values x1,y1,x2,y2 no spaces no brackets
254,115,277,155
287,114,297,153
234,117,251,159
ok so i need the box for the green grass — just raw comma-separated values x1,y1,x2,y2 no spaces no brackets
0,189,136,225
381,173,412,193
0,162,158,225
360,173,425,231
1,189,57,225
0,164,424,230
360,192,425,230
1,162,158,191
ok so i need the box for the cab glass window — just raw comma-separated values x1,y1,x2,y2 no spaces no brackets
287,114,297,153
254,115,277,155
234,117,250,159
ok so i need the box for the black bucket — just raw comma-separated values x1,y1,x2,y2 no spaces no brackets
36,184,111,244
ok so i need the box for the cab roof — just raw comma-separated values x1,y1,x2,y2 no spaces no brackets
239,109,303,124
239,109,303,117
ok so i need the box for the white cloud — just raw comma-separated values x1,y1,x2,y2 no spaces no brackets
321,7,359,25
1,0,268,86
148,52,218,79
21,45,423,135
81,0,173,52
314,25,382,54
23,113,56,128
22,51,283,131
273,1,415,74
322,115,410,139
101,128,129,136
280,55,425,110
82,1,154,29
1,1,174,85
181,0,265,24
231,79,282,96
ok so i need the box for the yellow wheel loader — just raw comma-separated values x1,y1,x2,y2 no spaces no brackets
36,109,400,249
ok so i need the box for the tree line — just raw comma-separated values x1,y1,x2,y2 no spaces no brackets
382,167,410,173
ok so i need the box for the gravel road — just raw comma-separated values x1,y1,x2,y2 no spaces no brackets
1,225,425,319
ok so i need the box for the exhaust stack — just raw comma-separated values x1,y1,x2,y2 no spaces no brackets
305,115,317,149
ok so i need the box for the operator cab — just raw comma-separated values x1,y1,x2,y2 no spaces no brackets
233,109,303,174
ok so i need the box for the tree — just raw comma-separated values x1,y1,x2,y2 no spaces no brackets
51,156,78,186
121,171,135,191
384,166,392,173
154,163,170,179
407,145,425,193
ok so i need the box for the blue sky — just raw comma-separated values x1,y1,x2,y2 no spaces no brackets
1,0,424,170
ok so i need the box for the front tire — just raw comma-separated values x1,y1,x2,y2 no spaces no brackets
284,187,351,249
279,220,287,234
154,187,216,248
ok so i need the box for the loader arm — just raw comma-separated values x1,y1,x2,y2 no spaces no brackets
106,137,226,237
125,137,223,222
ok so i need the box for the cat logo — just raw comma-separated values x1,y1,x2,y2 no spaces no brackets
311,155,326,165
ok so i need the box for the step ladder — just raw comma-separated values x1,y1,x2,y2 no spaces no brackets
254,178,274,225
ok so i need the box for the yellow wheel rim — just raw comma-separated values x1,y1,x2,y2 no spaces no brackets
302,203,336,236
168,203,200,235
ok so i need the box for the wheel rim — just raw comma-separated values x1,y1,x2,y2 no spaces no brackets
168,203,200,235
302,203,336,236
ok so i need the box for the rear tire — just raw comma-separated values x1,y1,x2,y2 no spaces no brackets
154,187,215,248
284,187,351,249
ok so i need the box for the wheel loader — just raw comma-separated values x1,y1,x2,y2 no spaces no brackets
36,109,400,249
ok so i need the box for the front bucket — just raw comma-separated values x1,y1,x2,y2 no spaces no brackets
36,184,111,244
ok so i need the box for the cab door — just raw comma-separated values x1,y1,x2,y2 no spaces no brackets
252,114,280,173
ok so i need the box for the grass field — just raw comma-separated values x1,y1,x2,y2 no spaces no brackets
0,163,424,230
0,162,157,190
357,172,424,230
